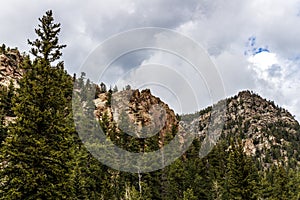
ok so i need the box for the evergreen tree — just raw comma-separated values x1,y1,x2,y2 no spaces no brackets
183,188,197,200
28,10,66,63
0,77,6,141
260,169,274,199
0,84,14,144
0,10,75,199
0,80,15,117
272,165,290,199
224,139,260,200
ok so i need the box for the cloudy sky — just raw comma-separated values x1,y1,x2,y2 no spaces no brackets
1,0,300,119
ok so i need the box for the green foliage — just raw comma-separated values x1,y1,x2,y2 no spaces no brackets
183,188,197,200
0,82,15,144
0,81,15,117
0,10,75,199
1,10,300,200
28,10,66,63
113,85,118,93
224,139,260,200
260,166,300,200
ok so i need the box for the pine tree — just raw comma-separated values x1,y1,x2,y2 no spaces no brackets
0,84,13,144
183,188,197,200
269,165,297,200
224,139,260,200
260,169,274,199
0,82,7,148
0,10,75,199
0,80,15,117
28,10,66,63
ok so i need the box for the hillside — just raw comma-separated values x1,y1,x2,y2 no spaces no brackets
1,46,300,199
182,90,300,168
3,46,299,170
94,88,178,144
92,86,300,169
1,45,300,199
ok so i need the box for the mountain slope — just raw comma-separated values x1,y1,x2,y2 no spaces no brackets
183,90,300,168
93,88,179,151
2,46,300,169
1,43,300,199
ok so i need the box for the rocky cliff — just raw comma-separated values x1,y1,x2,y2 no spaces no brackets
184,90,300,168
94,89,178,147
0,48,23,87
93,87,300,168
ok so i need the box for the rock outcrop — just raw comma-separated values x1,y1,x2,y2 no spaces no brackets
0,48,24,87
188,90,300,167
94,89,178,146
93,87,300,167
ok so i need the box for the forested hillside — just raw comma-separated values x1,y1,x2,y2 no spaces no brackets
0,10,300,199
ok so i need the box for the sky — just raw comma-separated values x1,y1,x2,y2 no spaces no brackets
1,0,300,119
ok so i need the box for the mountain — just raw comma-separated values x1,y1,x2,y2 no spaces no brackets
2,10,299,198
90,86,300,198
95,87,300,169
95,88,178,141
91,87,180,154
2,46,300,169
1,44,300,199
183,90,300,168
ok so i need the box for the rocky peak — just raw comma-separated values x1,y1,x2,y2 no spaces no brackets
229,90,296,125
94,88,178,144
194,90,300,167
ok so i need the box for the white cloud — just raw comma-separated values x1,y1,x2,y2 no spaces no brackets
248,52,279,80
248,51,300,120
173,0,300,118
109,48,212,114
1,0,300,118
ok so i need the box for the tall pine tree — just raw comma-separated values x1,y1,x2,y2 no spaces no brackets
0,10,75,199
224,139,260,200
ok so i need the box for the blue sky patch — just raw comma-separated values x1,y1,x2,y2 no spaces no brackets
245,36,270,56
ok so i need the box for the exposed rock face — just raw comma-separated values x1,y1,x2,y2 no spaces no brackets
193,90,300,167
94,88,300,167
0,49,24,87
94,89,178,146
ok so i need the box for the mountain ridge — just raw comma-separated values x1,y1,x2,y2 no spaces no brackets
185,90,300,168
1,47,300,169
92,84,300,169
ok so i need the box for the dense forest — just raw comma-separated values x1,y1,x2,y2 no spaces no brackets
0,11,300,199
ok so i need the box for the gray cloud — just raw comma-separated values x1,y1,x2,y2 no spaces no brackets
268,64,282,77
1,0,300,118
